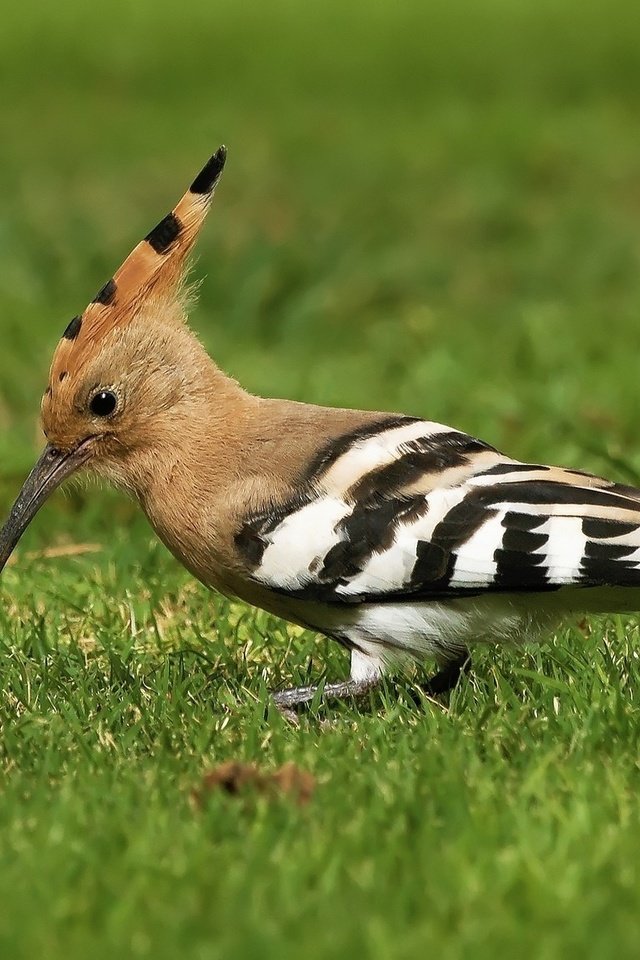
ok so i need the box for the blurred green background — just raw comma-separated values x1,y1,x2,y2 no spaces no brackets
2,2,640,959
3,0,640,476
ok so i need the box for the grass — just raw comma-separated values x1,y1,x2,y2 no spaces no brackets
2,0,640,956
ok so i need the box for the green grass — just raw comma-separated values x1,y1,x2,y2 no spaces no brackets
2,0,640,956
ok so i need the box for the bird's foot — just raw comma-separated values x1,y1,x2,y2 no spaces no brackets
420,653,471,697
270,654,469,721
272,678,379,717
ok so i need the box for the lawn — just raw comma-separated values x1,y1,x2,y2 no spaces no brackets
2,1,640,957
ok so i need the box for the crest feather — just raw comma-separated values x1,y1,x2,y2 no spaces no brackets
52,146,227,370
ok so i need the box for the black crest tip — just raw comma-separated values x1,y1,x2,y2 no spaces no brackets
93,278,117,306
145,212,182,254
190,145,227,195
62,315,82,341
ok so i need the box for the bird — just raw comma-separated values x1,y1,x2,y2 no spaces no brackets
2,145,640,713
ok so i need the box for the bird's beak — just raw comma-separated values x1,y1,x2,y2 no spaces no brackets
0,442,93,573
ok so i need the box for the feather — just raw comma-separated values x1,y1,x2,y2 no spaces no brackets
239,419,640,606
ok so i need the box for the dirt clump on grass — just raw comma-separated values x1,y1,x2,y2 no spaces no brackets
193,761,315,807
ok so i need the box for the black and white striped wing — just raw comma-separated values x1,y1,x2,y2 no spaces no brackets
238,416,640,603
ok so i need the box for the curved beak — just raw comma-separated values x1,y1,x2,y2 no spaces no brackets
0,442,92,573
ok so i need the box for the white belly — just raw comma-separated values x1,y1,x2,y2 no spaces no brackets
329,594,558,667
300,586,640,678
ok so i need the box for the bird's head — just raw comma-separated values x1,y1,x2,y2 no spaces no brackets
0,146,229,571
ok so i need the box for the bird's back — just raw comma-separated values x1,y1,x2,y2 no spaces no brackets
227,412,640,667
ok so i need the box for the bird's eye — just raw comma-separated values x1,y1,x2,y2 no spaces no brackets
89,390,118,417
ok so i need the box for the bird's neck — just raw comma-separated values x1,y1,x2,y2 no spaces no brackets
101,330,388,588
127,367,259,522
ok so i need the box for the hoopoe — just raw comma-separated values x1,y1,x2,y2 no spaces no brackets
2,146,640,712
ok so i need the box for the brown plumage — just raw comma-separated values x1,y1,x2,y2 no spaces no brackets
3,147,640,712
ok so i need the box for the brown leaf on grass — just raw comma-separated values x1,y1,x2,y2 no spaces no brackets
193,761,315,808
6,542,102,566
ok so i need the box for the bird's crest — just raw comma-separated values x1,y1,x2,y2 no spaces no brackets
48,146,227,380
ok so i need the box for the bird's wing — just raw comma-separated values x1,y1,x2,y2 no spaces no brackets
235,417,640,603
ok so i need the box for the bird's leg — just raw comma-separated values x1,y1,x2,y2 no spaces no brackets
272,677,379,712
271,650,469,715
420,651,471,697
271,647,381,714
